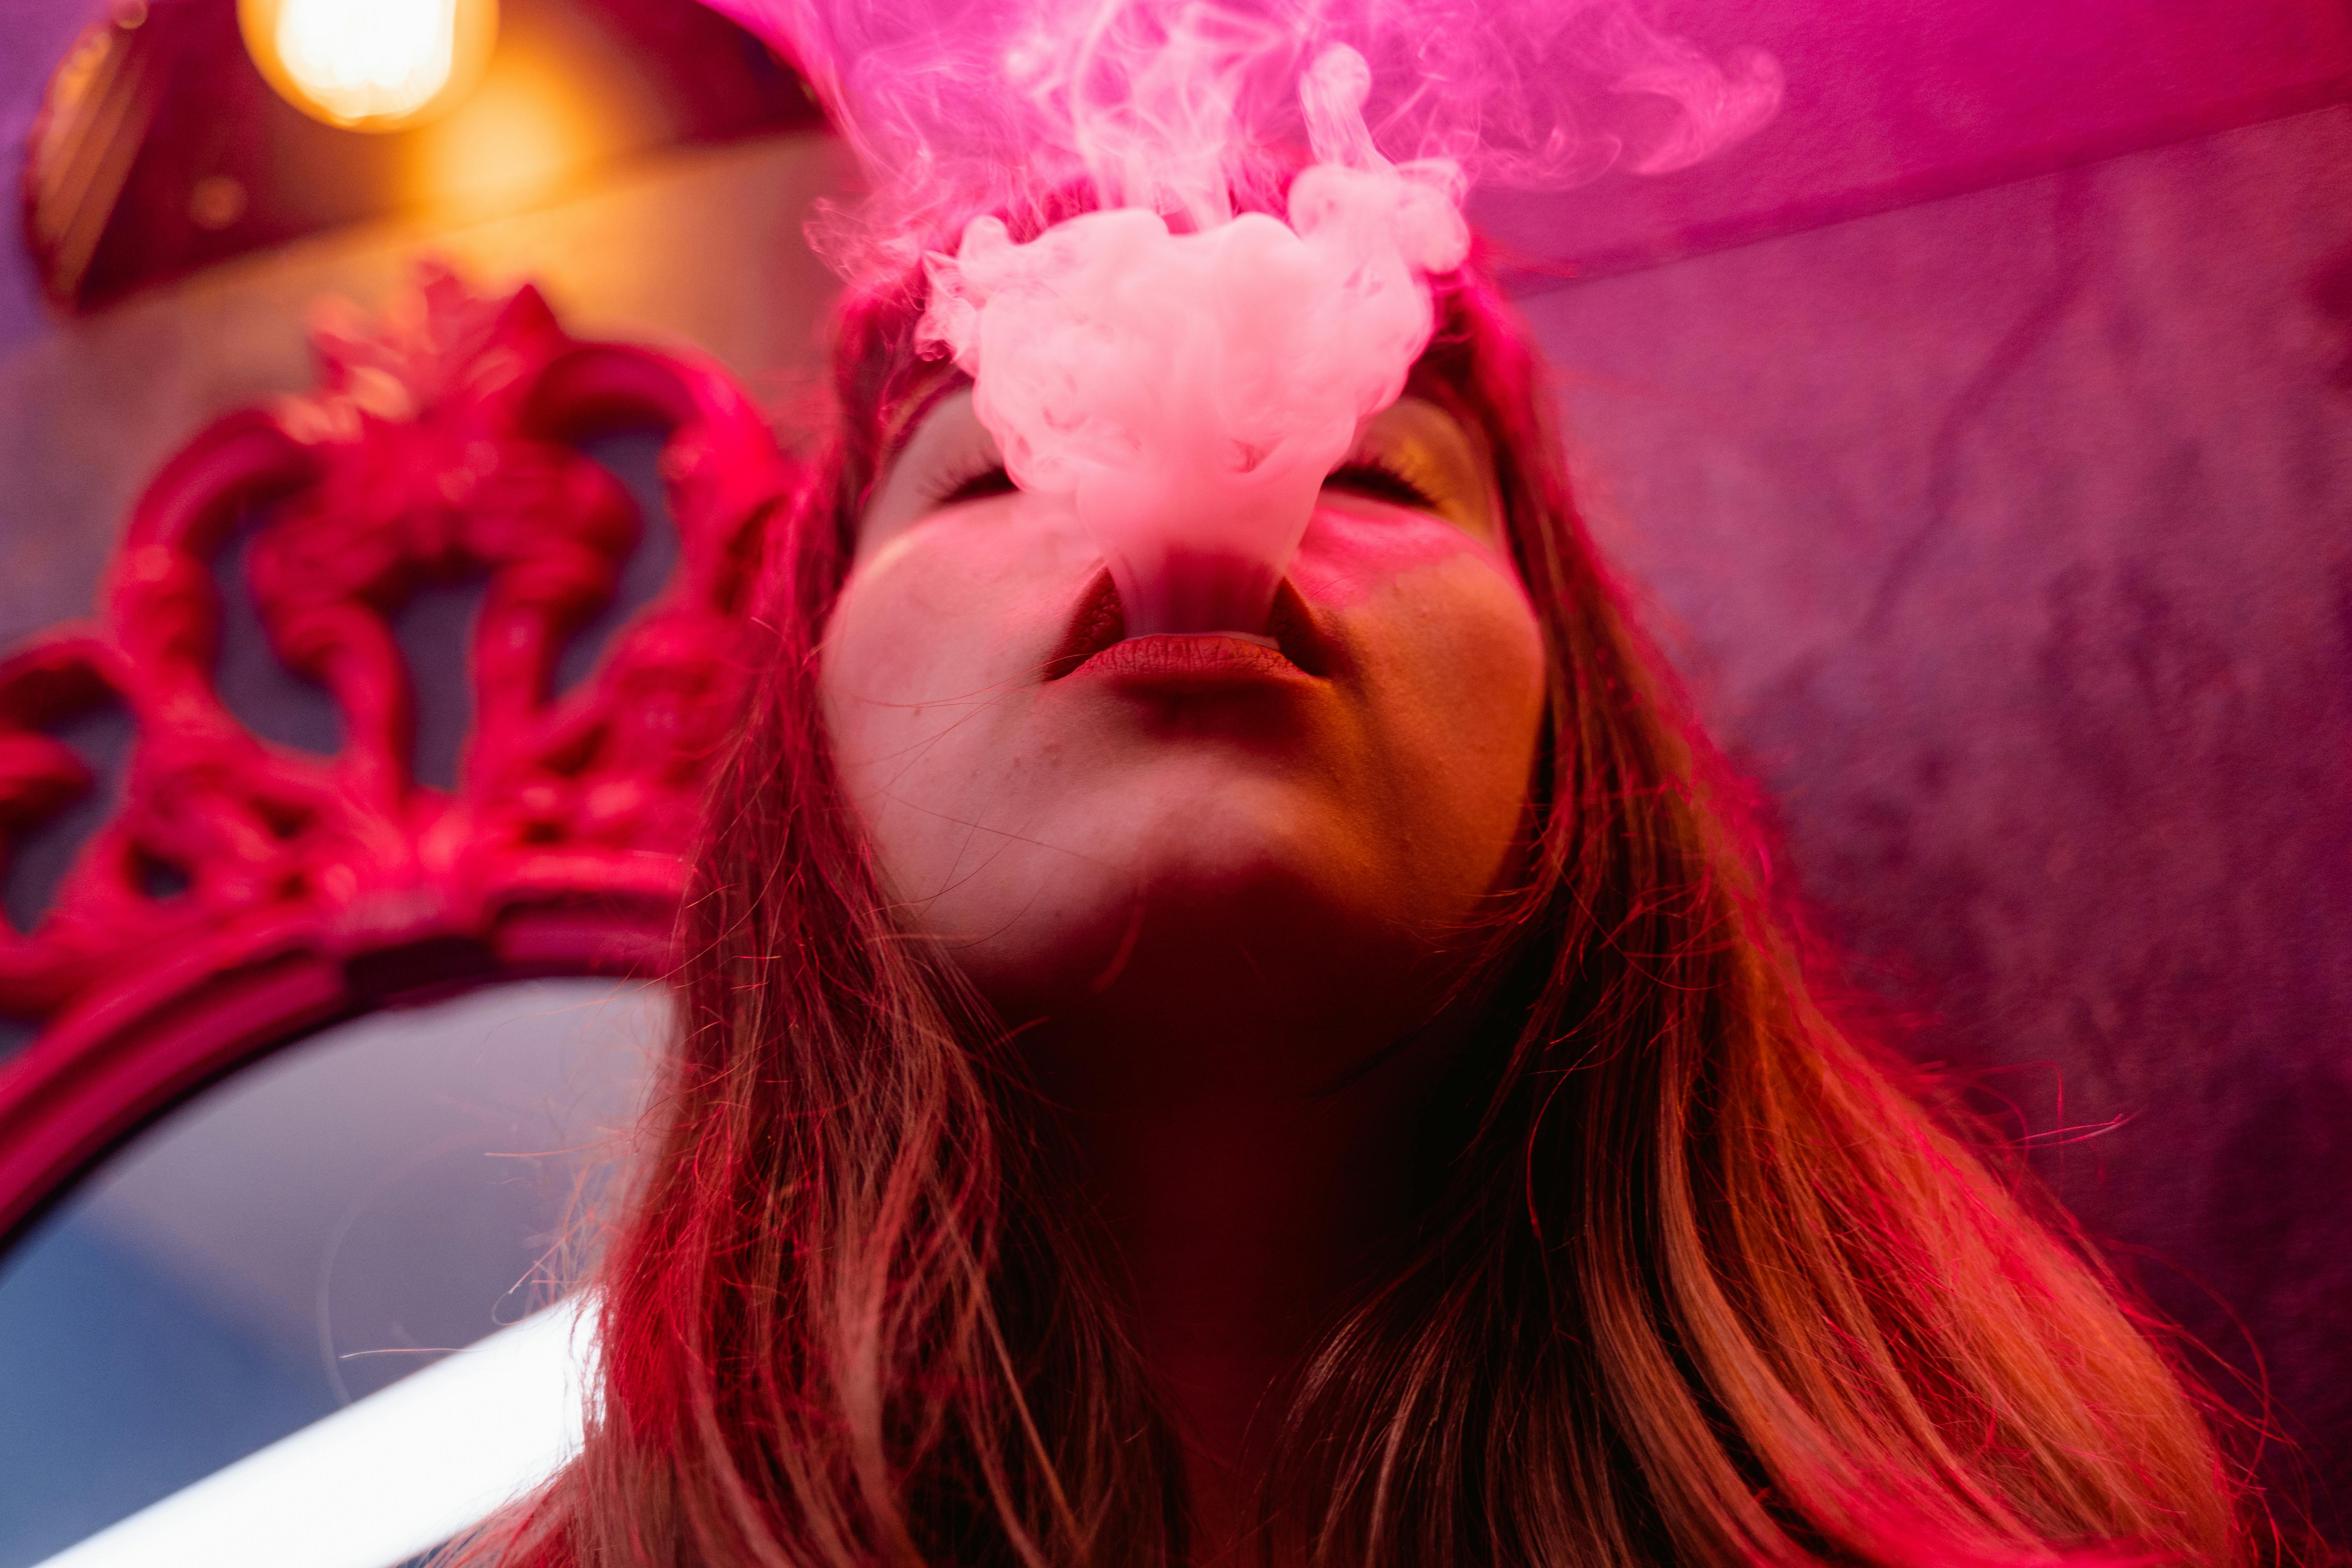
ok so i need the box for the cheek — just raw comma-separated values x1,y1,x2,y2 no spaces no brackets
819,501,1097,886
1288,503,1516,612
1301,515,1548,910
825,503,1083,737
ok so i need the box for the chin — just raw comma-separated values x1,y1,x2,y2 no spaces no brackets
938,782,1446,1056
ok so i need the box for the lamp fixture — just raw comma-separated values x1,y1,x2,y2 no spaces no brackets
22,0,822,310
237,0,497,132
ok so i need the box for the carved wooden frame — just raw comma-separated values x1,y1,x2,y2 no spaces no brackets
0,265,793,1246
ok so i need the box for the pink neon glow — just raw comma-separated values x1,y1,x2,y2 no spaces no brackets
706,0,1781,633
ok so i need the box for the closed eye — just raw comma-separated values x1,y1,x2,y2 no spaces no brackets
926,458,1438,512
925,464,1017,509
1323,459,1438,512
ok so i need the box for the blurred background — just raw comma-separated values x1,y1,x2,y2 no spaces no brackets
0,0,2344,1559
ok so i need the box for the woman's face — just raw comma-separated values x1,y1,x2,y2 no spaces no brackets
820,380,1547,1054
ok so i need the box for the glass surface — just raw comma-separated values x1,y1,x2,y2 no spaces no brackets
0,977,665,1567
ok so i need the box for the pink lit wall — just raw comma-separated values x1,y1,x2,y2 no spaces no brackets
1473,0,2352,277
1517,104,2352,1523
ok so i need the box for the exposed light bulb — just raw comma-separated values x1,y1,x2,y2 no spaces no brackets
277,0,456,124
240,0,495,133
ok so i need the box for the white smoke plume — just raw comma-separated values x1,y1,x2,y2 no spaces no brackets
705,0,1780,636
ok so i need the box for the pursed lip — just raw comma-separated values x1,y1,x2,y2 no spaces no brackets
1043,571,1336,684
1076,633,1309,688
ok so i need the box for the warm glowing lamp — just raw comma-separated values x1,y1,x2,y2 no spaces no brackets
239,0,497,132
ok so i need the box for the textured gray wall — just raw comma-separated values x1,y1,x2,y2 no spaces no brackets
1524,104,2352,1522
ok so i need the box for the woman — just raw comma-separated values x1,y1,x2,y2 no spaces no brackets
472,185,2261,1566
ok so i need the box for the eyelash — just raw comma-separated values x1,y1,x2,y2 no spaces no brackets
920,462,1018,508
1324,456,1438,511
916,454,1439,512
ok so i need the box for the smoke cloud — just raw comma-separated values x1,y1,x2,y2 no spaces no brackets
918,42,1468,634
705,0,1779,636
709,0,1781,279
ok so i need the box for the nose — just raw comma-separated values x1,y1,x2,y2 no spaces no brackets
1075,452,1327,640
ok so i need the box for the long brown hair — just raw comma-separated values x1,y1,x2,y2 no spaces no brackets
468,208,2261,1566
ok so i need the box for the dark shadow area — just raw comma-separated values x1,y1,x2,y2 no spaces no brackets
212,505,344,759
132,847,191,903
554,428,681,697
0,1018,42,1065
1,701,133,937
391,578,489,794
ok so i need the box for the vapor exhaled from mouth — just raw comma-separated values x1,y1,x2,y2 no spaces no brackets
921,42,1466,638
704,0,1780,637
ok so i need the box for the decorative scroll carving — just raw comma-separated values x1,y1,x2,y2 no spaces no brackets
0,264,797,1238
